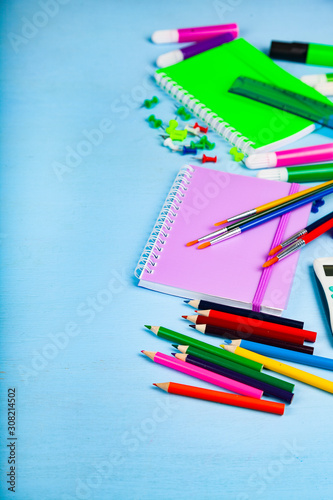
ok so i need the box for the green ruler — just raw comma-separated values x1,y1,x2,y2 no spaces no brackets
229,76,333,129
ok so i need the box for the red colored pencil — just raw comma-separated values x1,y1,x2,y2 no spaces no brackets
196,309,316,343
264,218,333,267
182,314,312,344
153,382,285,415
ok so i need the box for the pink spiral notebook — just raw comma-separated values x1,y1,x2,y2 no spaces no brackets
134,165,312,315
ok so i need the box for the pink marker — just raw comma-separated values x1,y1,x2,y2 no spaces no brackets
151,23,238,44
141,351,263,399
245,143,333,169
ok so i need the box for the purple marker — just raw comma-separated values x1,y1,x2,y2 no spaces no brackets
156,32,237,68
151,23,238,44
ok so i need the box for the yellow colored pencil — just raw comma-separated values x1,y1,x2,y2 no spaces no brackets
223,345,333,394
214,179,333,226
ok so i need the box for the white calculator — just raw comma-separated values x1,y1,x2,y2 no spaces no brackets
314,257,333,334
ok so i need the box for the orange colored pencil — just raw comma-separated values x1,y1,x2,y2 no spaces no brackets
153,382,285,415
214,179,333,226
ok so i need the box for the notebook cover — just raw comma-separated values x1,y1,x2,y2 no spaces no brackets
137,165,312,313
156,38,332,151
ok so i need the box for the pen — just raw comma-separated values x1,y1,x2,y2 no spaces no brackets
151,23,238,44
269,40,333,67
257,163,333,182
156,31,236,68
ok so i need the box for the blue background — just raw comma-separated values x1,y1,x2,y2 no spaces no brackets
1,1,333,499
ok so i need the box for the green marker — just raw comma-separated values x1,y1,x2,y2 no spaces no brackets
269,41,333,67
144,325,263,372
257,163,333,183
173,344,295,393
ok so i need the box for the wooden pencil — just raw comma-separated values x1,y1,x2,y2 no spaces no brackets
190,324,314,354
142,351,263,398
223,345,333,394
154,382,285,415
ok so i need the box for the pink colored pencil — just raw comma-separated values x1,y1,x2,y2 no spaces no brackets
142,351,263,399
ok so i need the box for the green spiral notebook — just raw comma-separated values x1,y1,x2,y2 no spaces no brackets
155,38,332,156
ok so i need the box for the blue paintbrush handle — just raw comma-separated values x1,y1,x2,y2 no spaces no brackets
241,186,333,232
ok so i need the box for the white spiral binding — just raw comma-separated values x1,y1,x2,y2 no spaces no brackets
155,72,256,156
134,165,194,279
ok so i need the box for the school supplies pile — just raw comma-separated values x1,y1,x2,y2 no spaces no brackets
142,299,333,415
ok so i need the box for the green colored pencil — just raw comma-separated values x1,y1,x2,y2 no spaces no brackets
145,325,263,372
174,344,294,393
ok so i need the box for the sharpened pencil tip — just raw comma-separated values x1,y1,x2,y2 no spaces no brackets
263,256,278,268
186,239,199,247
189,324,195,328
144,325,151,330
182,315,188,319
172,344,178,348
152,383,157,386
141,350,145,353
197,241,211,249
268,245,282,256
184,299,190,303
171,352,176,356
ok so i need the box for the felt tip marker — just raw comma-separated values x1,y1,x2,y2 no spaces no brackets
156,31,236,68
151,23,238,44
269,41,333,67
256,163,333,182
245,143,333,169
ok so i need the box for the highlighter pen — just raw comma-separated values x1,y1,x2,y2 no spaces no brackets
269,41,333,67
156,31,236,68
151,23,238,44
245,143,333,169
257,163,333,182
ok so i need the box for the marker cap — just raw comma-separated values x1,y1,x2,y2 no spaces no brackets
269,41,308,63
157,49,183,68
151,29,179,44
245,153,277,169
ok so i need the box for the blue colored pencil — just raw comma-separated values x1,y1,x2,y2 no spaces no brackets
198,184,333,247
230,339,333,371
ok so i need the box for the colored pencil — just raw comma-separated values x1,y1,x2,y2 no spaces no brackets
197,184,333,249
228,339,333,371
153,382,285,415
268,210,333,255
141,351,263,398
223,345,333,394
187,182,333,246
214,179,333,225
185,299,304,329
145,325,263,371
174,353,293,403
196,309,317,342
182,315,312,345
190,324,314,354
173,344,295,392
263,218,333,267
